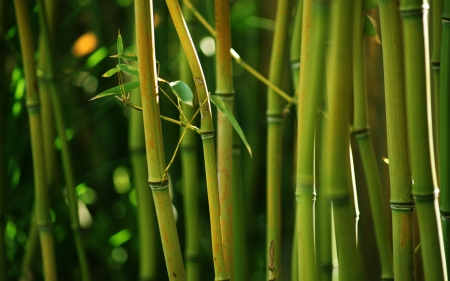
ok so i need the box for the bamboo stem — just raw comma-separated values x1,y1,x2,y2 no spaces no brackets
164,0,229,279
399,0,447,278
352,1,393,279
135,0,186,280
13,0,58,279
432,0,443,156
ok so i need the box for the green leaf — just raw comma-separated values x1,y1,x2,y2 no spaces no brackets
117,30,123,55
110,53,138,62
89,81,140,101
364,0,378,9
169,80,194,106
364,15,381,45
117,64,139,76
102,68,119,77
209,95,252,157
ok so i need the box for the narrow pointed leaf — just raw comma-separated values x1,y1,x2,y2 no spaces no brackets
169,80,194,106
364,15,381,45
117,64,139,76
117,30,123,55
89,81,140,101
210,95,252,157
102,67,119,77
110,53,138,62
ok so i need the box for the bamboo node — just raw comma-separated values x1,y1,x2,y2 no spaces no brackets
26,101,42,111
413,191,438,202
200,131,214,139
36,221,53,232
399,4,428,17
351,127,370,138
440,211,450,219
149,180,169,190
266,113,283,124
390,201,415,211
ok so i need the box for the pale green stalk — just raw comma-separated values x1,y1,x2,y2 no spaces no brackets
135,0,186,279
266,1,289,278
165,0,229,279
352,1,393,279
400,0,448,278
290,0,303,89
14,0,58,279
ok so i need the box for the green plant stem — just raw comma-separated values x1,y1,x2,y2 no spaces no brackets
440,0,450,276
290,0,303,89
400,0,448,279
432,0,443,153
352,1,394,279
13,0,58,279
179,2,201,280
164,0,229,280
323,0,363,279
20,219,40,281
214,0,235,278
135,0,186,280
378,0,415,279
266,0,289,278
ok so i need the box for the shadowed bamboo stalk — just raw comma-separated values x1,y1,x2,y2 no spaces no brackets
129,79,159,280
179,2,201,279
352,1,394,279
295,0,329,278
164,0,229,280
13,0,58,279
290,0,303,89
323,0,363,279
37,0,91,279
432,0,443,147
378,0,415,279
215,0,234,277
439,0,450,276
266,0,289,277
135,0,186,280
400,0,448,279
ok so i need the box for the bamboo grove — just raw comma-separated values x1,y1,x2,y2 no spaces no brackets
2,0,450,280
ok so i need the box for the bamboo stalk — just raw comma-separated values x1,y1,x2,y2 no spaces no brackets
179,2,201,279
432,0,443,150
399,0,448,279
13,0,58,279
214,0,234,277
135,0,186,280
164,0,229,280
323,0,363,279
352,1,394,279
378,0,415,279
439,0,450,276
36,1,91,279
266,0,289,278
295,0,329,278
290,0,303,89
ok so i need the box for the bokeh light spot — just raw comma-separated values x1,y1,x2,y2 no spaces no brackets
72,32,98,58
200,37,216,57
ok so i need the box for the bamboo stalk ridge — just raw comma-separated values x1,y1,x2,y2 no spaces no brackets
164,0,229,279
36,1,91,279
323,0,363,279
295,0,330,279
215,0,235,277
400,0,447,279
266,0,289,277
13,0,58,279
439,0,450,276
179,2,201,279
134,0,186,280
352,0,394,279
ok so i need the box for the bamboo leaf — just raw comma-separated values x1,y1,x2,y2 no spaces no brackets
102,68,119,77
117,29,123,55
169,80,194,106
364,15,381,45
110,53,138,62
89,81,140,101
117,64,139,76
209,95,252,157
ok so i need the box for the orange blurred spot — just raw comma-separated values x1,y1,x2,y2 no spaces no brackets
154,13,160,27
72,32,98,58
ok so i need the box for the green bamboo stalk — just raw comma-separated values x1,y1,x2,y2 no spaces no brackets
439,0,450,276
400,0,448,279
295,0,329,278
20,219,40,281
13,0,58,280
135,0,186,280
432,0,443,148
378,0,415,279
214,0,234,277
129,79,159,280
266,0,289,278
323,0,363,279
164,0,229,280
179,2,201,280
290,0,303,89
352,1,394,279
36,1,91,279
